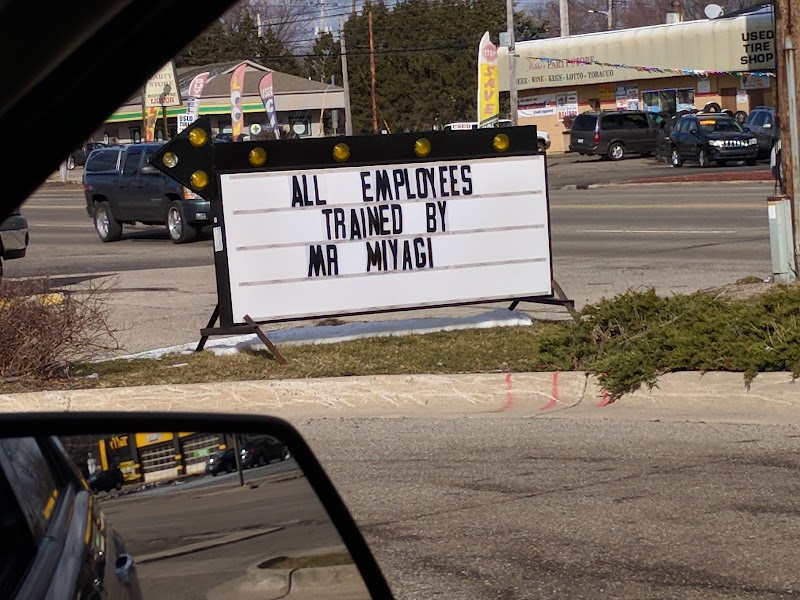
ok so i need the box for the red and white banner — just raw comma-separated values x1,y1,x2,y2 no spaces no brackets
230,63,248,141
187,71,210,118
477,32,499,128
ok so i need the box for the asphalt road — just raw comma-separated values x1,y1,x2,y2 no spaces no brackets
100,469,349,599
11,176,772,285
302,410,800,600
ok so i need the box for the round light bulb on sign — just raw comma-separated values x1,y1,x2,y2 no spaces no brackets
250,124,262,136
292,123,306,136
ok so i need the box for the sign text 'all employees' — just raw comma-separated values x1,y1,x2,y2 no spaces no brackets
219,156,551,323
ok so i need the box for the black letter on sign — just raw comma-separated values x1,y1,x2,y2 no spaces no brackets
375,170,394,201
291,176,305,207
366,241,382,272
438,166,450,197
360,171,373,201
460,165,473,195
308,244,339,277
425,203,437,233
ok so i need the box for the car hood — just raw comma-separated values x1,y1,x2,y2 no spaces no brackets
705,132,753,141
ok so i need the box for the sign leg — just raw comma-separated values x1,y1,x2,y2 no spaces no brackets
243,315,288,364
195,305,220,352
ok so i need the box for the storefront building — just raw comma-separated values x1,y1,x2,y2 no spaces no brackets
93,60,345,144
499,7,775,153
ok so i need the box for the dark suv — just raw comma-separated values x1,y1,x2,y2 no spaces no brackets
743,106,777,159
668,113,758,167
569,110,663,160
240,436,290,469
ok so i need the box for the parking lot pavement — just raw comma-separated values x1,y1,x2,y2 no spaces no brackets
546,153,770,189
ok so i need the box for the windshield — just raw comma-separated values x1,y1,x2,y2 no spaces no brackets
3,1,788,599
698,118,744,133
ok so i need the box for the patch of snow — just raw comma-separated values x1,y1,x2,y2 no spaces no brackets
113,309,533,361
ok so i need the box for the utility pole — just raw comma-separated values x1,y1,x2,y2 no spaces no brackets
506,0,518,125
368,10,379,134
607,0,613,29
559,0,569,36
775,0,800,271
340,26,354,135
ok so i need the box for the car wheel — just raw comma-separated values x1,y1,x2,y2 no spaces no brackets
115,481,122,491
734,111,748,124
608,142,625,161
226,464,234,474
716,160,728,167
745,158,757,166
67,156,76,170
94,202,123,242
211,471,218,476
166,202,197,244
671,147,682,168
698,148,710,168
537,140,546,154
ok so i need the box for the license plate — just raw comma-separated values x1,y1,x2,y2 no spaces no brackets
577,138,584,143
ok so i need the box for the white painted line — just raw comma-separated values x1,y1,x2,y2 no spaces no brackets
30,223,90,229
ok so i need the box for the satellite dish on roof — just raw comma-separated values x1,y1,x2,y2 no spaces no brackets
704,3,724,18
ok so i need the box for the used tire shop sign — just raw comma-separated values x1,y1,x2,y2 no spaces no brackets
151,118,553,353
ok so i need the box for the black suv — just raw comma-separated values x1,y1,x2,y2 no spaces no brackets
67,141,107,170
743,106,778,159
569,110,664,160
240,436,290,469
668,113,758,167
87,467,125,493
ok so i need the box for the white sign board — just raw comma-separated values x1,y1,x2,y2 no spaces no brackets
218,156,551,323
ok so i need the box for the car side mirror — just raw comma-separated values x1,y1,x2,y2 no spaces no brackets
0,412,394,600
140,164,159,175
689,128,699,136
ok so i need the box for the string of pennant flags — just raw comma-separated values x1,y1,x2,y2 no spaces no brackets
524,55,775,78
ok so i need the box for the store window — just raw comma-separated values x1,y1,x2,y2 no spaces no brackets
642,88,695,114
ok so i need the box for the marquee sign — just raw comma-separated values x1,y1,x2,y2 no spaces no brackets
150,118,552,331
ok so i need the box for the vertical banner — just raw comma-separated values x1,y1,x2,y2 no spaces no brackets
186,71,209,118
230,63,248,141
258,73,281,140
144,107,159,142
477,32,499,128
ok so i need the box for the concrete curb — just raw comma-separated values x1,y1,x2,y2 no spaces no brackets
4,371,800,426
207,546,368,600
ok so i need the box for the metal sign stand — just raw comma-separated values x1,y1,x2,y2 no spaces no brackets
508,278,580,322
195,305,287,364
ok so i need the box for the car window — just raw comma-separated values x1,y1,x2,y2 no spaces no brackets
0,438,61,541
601,114,624,130
623,114,649,129
764,113,775,128
748,111,767,127
698,118,743,133
572,114,597,131
85,149,120,172
122,148,144,176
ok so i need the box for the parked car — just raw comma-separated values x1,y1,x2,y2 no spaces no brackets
205,448,236,475
83,142,211,243
443,120,551,153
0,436,142,599
67,141,107,170
743,106,778,159
668,112,759,167
0,210,29,277
240,436,290,469
569,110,663,160
87,466,125,493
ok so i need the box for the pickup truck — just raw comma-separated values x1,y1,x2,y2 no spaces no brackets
83,142,210,243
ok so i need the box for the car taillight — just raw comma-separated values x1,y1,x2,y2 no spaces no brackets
183,187,201,200
84,183,92,191
593,131,600,144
